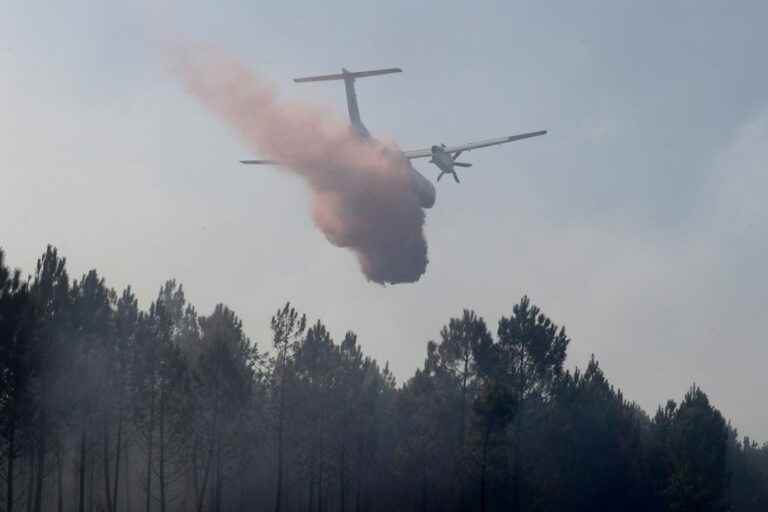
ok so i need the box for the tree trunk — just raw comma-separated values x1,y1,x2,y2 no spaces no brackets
6,414,15,512
420,468,427,512
354,436,365,512
512,437,520,512
317,411,324,512
159,391,166,512
354,476,361,512
274,362,287,512
456,352,470,512
26,452,34,512
88,445,95,512
57,440,63,512
307,465,314,512
145,401,154,512
214,439,223,512
195,397,218,512
112,415,123,512
480,421,491,512
104,422,113,512
32,428,45,512
461,353,470,445
125,440,132,512
78,430,87,512
238,456,247,512
191,438,199,507
511,406,522,512
339,442,346,512
194,438,213,512
318,458,323,512
274,420,285,512
511,350,527,512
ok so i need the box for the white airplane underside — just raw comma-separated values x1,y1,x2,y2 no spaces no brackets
241,67,546,209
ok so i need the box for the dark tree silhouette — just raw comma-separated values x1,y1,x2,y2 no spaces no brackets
0,250,34,512
495,296,569,512
662,385,730,512
270,302,305,512
0,246,766,512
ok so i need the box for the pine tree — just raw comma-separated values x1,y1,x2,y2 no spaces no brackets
270,302,305,512
494,296,569,511
436,310,492,510
0,249,34,512
664,385,729,512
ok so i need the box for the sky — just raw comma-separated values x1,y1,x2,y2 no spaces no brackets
1,1,766,438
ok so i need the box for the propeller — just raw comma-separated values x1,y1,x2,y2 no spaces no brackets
448,149,471,183
451,150,472,167
437,171,460,183
430,144,472,184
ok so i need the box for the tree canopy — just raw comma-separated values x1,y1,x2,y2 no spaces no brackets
1,246,766,511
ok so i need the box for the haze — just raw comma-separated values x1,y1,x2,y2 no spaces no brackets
1,0,766,440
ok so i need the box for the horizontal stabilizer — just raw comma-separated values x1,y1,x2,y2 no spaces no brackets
294,67,402,83
240,159,279,165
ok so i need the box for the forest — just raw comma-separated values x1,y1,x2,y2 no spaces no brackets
1,246,767,512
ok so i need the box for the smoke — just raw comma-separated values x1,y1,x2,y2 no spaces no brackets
171,47,428,284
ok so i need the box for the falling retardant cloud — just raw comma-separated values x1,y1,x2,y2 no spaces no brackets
171,47,428,284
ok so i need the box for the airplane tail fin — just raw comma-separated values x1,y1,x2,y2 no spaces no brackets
293,67,402,83
293,67,401,138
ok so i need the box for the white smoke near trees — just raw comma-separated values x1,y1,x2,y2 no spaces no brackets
171,47,428,284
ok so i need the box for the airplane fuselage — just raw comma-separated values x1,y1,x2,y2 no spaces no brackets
338,70,436,208
406,159,437,208
250,67,546,206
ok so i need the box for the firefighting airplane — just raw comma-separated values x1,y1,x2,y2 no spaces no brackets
240,67,546,209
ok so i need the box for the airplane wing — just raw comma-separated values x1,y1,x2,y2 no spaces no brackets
240,159,279,165
401,148,432,159
402,130,547,160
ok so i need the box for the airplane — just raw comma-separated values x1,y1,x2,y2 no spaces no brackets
241,67,546,208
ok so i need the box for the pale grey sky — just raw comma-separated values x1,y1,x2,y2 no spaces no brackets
1,1,766,438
